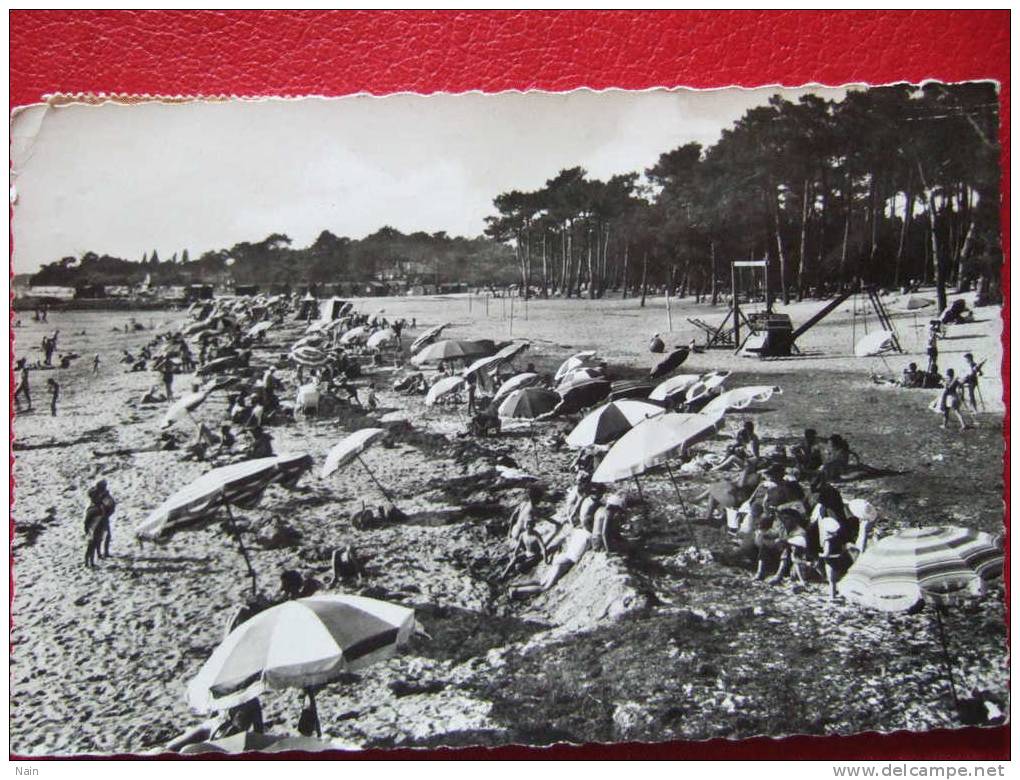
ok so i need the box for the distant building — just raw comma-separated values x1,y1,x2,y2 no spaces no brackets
25,285,75,301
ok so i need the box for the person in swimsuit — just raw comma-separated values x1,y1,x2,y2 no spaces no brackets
508,527,591,598
939,368,968,431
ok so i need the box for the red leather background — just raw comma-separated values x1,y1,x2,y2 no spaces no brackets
8,9,1010,762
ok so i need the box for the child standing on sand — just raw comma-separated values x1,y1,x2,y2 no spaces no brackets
46,378,60,416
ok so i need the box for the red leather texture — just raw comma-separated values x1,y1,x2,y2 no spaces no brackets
8,10,1010,762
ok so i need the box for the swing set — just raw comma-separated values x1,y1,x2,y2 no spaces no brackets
689,260,903,359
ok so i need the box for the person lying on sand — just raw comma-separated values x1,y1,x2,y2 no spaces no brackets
165,698,265,753
508,527,592,599
820,434,862,481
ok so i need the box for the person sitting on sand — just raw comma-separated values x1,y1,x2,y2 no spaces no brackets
713,421,761,471
820,434,861,481
499,514,551,580
696,461,759,525
508,487,541,544
900,362,922,389
141,384,166,404
279,569,321,601
791,428,822,472
245,426,274,459
329,544,365,586
576,483,603,532
591,493,626,553
806,475,854,600
366,382,379,411
559,471,591,526
508,527,592,599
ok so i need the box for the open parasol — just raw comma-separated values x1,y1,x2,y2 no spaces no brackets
566,400,666,448
321,428,396,506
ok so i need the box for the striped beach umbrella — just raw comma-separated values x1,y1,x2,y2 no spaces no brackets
409,322,450,355
339,326,369,345
493,341,530,363
566,400,666,449
838,526,1004,612
135,453,312,594
411,339,495,367
648,374,701,402
556,367,605,392
292,334,324,351
493,372,540,402
608,379,656,401
554,351,598,382
187,594,416,713
290,345,329,368
497,387,559,420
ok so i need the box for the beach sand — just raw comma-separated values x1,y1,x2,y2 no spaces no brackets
10,291,1007,754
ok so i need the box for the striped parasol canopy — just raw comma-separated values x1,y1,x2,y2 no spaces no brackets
554,351,599,382
683,371,732,406
463,353,505,378
497,387,559,420
290,345,330,367
838,526,1004,612
700,385,782,417
135,453,313,541
566,400,666,449
425,375,466,406
411,339,495,366
493,372,540,402
854,330,896,357
592,411,724,483
187,594,416,713
556,367,605,392
409,322,450,355
608,379,656,401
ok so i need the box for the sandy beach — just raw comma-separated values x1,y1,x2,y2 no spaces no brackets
10,290,1007,754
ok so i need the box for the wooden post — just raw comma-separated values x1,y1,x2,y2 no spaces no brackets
666,291,673,333
731,262,740,346
509,295,514,336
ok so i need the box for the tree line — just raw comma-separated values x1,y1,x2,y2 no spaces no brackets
28,228,517,290
484,83,1001,311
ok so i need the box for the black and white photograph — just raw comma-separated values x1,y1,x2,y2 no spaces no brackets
9,84,1006,756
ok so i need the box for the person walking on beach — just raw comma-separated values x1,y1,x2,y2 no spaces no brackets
939,368,968,431
161,360,176,401
46,378,60,416
92,353,101,375
84,480,115,568
14,358,31,412
962,352,984,411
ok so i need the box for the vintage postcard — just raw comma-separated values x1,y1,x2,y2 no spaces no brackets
9,85,1006,755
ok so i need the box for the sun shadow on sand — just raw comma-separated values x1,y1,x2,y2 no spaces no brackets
408,603,550,664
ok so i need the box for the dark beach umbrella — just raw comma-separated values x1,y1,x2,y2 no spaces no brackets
566,400,666,448
649,346,691,380
608,379,657,401
552,379,612,416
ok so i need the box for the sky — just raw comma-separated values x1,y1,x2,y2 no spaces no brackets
11,86,851,274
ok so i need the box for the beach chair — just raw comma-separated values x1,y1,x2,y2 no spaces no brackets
687,317,735,349
294,383,320,418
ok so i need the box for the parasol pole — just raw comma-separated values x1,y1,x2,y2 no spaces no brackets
222,503,258,598
664,461,697,540
932,603,961,711
356,453,397,507
632,475,644,502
